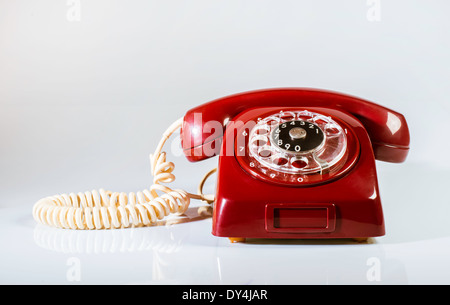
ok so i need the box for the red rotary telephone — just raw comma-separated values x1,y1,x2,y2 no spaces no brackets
33,88,409,242
181,88,410,241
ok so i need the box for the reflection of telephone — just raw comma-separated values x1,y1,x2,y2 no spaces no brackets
33,88,410,242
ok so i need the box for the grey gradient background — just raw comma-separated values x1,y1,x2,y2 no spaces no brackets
1,1,449,220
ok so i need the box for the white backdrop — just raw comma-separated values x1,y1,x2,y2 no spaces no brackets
1,1,450,285
2,1,449,210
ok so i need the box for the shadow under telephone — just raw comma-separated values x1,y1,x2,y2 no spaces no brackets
33,88,410,242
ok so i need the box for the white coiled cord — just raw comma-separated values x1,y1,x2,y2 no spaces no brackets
33,118,215,230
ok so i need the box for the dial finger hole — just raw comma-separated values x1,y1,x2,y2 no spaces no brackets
251,135,268,146
279,111,296,122
325,124,341,135
254,126,270,135
291,157,308,169
271,154,289,166
313,118,329,125
265,116,280,127
258,145,274,158
297,111,314,121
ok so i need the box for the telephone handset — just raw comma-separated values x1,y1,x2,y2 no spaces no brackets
33,88,410,241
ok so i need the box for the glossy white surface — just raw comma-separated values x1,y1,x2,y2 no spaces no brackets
2,162,450,285
1,0,450,285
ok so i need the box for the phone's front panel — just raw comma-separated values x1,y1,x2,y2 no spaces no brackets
213,106,384,239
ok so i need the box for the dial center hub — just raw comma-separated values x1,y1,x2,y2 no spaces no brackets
272,120,325,154
289,127,307,140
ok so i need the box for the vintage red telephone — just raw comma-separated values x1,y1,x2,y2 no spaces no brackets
33,88,410,242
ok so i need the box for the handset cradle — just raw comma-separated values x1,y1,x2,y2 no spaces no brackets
181,88,409,163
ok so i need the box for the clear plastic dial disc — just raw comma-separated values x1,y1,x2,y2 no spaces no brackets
248,110,347,176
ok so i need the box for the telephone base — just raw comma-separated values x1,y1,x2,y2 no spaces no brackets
227,237,372,244
213,108,386,241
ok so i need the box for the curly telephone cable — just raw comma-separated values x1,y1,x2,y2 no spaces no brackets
32,118,215,230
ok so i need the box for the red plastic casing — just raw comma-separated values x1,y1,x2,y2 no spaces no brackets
213,106,383,239
180,88,410,239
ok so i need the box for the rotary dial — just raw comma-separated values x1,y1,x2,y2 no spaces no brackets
247,110,347,176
